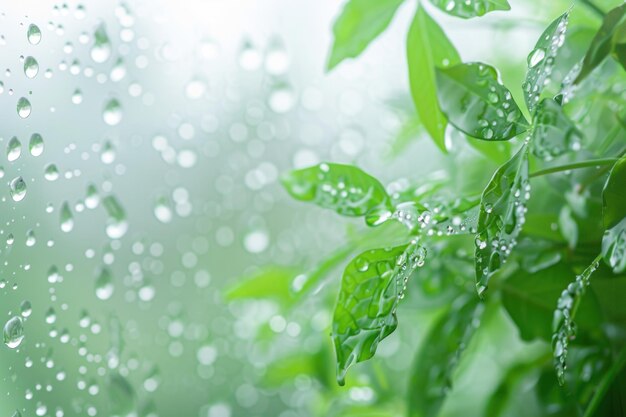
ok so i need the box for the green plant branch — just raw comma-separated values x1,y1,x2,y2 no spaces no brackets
578,0,606,18
529,158,618,178
583,346,626,417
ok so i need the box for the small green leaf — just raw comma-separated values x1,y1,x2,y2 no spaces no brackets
333,241,426,385
428,0,510,19
407,6,461,152
475,145,530,296
281,163,392,219
602,217,626,273
407,295,483,417
552,255,602,385
436,63,529,140
522,10,570,112
574,3,626,84
529,98,582,161
327,0,405,70
602,155,626,229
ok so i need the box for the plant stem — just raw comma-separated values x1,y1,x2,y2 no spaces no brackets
583,346,626,417
579,0,605,18
529,158,618,178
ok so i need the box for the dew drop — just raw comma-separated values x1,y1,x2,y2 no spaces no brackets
91,23,112,63
60,201,74,232
528,48,546,68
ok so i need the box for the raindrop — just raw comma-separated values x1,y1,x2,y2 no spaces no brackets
44,164,59,181
103,98,122,125
60,202,74,232
91,23,112,63
528,48,546,68
24,56,39,78
27,24,42,45
3,316,25,348
29,133,44,156
7,137,22,161
17,97,31,118
95,267,114,300
103,195,128,239
9,176,27,202
20,300,32,317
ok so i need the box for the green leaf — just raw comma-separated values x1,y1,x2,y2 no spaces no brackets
224,266,298,305
602,217,626,273
529,98,582,161
558,206,578,250
501,263,602,342
436,62,529,141
522,11,570,113
327,0,405,70
602,155,626,229
475,145,530,296
407,295,483,417
407,6,461,152
428,0,510,19
574,3,626,84
552,255,602,385
281,163,392,220
597,154,625,273
333,241,426,385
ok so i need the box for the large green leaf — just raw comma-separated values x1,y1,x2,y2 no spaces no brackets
282,163,392,219
333,241,426,385
327,0,405,70
475,145,530,296
530,98,582,161
407,6,461,152
522,11,570,113
428,0,510,19
574,3,626,84
552,256,602,385
436,62,529,140
501,263,602,342
407,295,483,417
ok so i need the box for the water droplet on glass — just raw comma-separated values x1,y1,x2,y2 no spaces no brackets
29,133,44,156
103,98,122,125
95,267,114,300
20,300,32,317
24,56,39,78
103,195,128,239
91,23,111,63
44,164,59,181
60,202,74,232
3,316,25,348
10,176,27,202
17,97,31,118
27,24,42,45
7,137,22,162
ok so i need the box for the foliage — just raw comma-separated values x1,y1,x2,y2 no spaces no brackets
228,1,626,416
